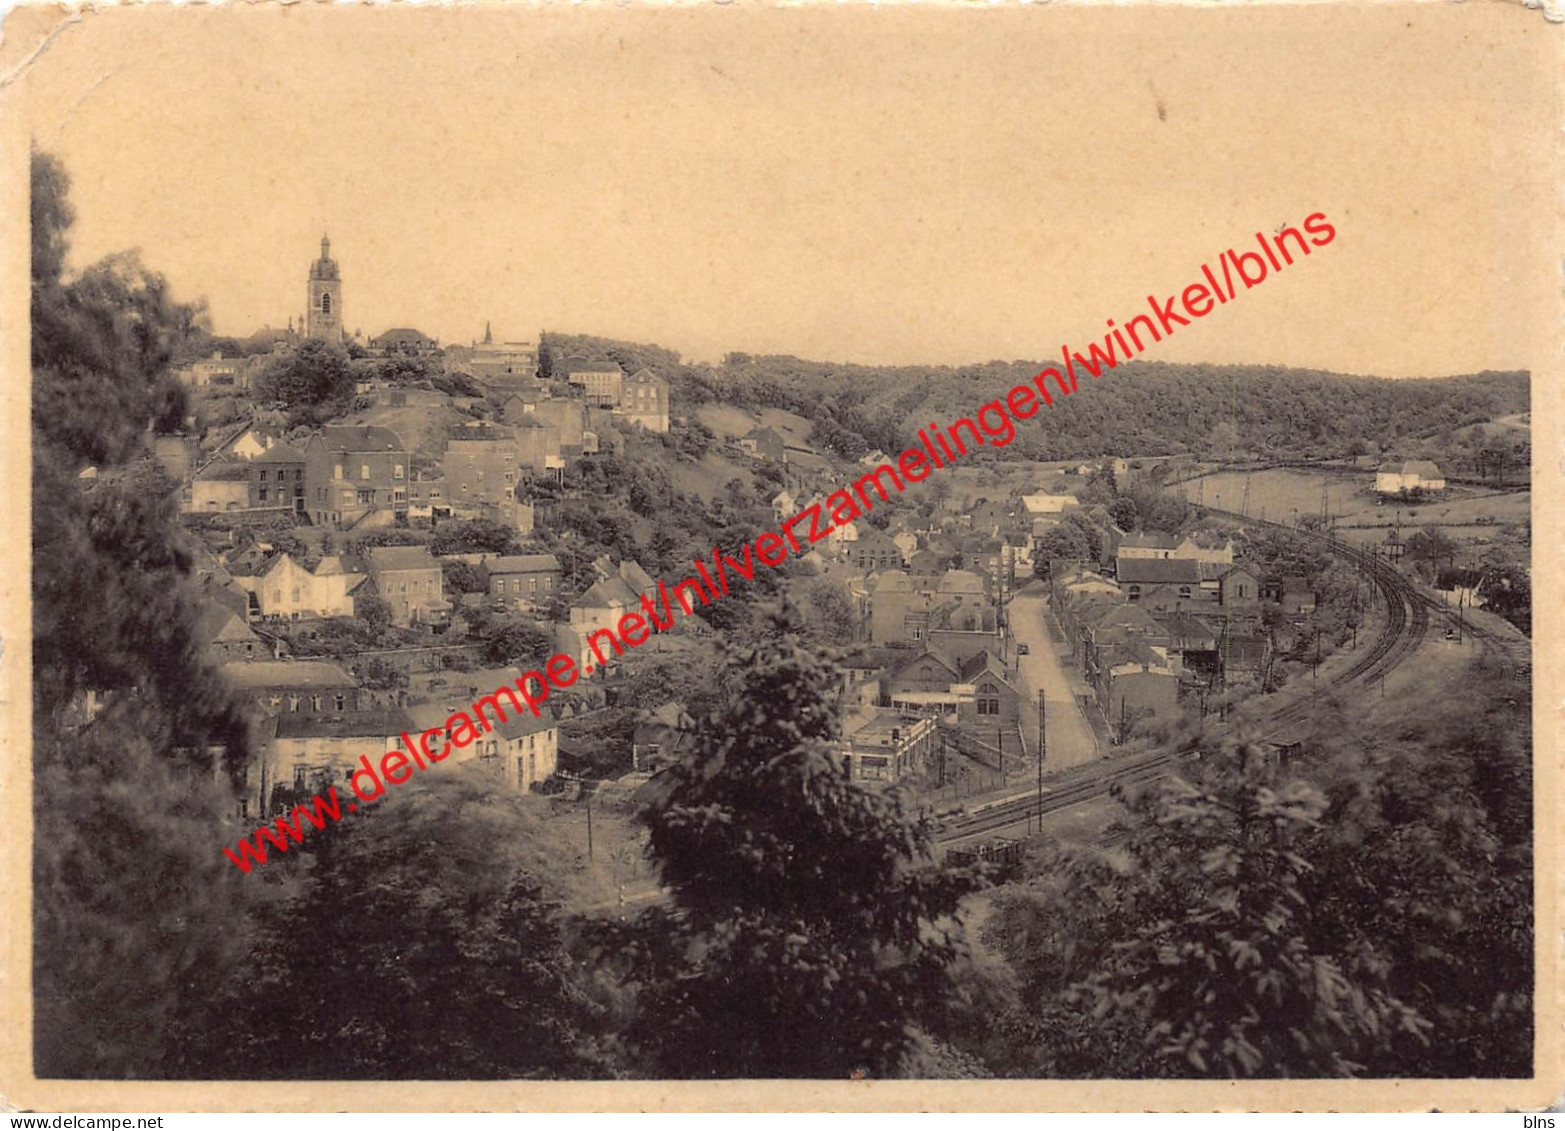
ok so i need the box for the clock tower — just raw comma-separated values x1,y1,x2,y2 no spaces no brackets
305,235,342,343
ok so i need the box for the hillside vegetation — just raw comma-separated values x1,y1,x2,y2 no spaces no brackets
542,332,1527,467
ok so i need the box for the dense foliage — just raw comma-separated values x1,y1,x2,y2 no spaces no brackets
32,151,259,1076
196,773,607,1079
542,331,1526,468
590,610,993,1077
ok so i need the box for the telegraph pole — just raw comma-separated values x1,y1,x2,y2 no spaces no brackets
1036,690,1046,835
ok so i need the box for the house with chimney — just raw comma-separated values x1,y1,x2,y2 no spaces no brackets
303,425,410,528
362,546,450,626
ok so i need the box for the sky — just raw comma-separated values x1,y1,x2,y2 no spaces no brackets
13,2,1558,377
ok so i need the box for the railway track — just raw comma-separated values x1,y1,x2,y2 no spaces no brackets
936,510,1441,845
938,747,1187,845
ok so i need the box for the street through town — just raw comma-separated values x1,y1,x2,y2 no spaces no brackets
1007,590,1101,773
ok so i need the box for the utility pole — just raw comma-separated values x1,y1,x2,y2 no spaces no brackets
1036,690,1046,835
585,791,594,861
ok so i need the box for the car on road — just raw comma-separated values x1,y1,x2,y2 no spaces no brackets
1016,643,1030,655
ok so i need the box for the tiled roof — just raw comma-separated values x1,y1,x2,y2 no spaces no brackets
489,554,561,575
252,442,307,463
274,708,417,740
319,425,406,453
871,570,912,594
366,545,440,572
194,603,256,645
195,460,251,482
884,649,961,684
937,569,987,594
1116,558,1202,585
220,660,357,690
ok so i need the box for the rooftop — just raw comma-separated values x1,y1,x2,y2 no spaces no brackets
1117,558,1202,585
489,554,561,575
220,660,358,690
274,708,417,740
318,425,406,453
366,545,440,572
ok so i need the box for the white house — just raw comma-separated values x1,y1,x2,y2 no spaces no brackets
251,553,364,619
1376,460,1446,495
1020,494,1081,520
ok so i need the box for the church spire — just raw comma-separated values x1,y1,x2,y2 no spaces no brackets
321,234,331,260
483,320,492,345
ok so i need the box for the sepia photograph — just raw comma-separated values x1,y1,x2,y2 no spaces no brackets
0,0,1558,1111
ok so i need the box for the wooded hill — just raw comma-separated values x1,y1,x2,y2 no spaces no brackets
540,332,1528,465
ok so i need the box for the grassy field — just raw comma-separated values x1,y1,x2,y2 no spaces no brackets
1176,468,1530,552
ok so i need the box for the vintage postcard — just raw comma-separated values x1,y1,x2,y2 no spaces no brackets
0,0,1559,1113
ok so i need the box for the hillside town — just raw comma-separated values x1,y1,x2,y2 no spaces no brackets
124,239,1530,834
31,144,1537,1085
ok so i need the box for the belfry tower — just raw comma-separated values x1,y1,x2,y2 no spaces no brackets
306,235,342,342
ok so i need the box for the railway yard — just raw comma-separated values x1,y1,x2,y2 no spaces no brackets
937,506,1530,853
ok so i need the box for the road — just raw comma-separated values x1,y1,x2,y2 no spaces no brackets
1008,591,1101,772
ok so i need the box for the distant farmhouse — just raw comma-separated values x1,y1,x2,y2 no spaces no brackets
1375,460,1445,495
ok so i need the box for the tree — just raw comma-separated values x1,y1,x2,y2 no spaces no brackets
595,606,988,1077
197,773,605,1078
798,578,857,646
253,339,353,426
357,595,393,636
32,154,194,465
1032,522,1093,577
484,620,554,667
1108,496,1139,531
31,150,260,1077
442,558,486,595
1208,420,1243,460
997,742,1430,1077
1479,552,1530,634
430,518,522,557
1404,525,1457,567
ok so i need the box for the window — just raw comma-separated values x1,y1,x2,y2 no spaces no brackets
288,695,300,712
335,694,345,711
360,464,370,480
393,464,404,479
529,578,538,594
321,292,331,314
334,464,343,480
1178,586,1191,598
295,469,303,481
978,683,1002,716
259,488,269,503
1128,585,1141,602
294,765,308,787
291,587,301,603
310,695,322,712
259,469,268,482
